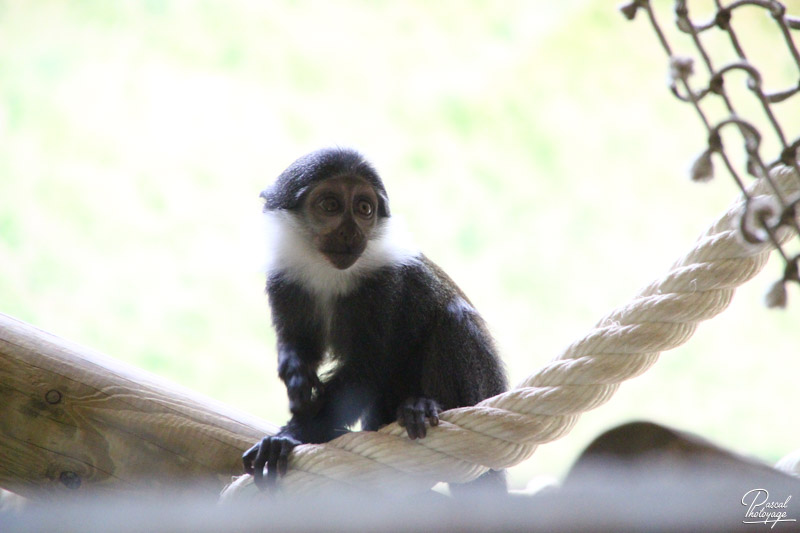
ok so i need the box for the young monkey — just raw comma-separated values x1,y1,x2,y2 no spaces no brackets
243,148,508,493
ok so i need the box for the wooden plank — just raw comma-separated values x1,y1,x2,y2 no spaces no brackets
0,312,277,499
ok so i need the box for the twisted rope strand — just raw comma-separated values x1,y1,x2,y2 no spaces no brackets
222,166,799,499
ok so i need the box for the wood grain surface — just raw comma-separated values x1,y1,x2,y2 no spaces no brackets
0,312,277,499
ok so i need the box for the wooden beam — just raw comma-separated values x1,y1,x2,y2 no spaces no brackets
0,312,277,499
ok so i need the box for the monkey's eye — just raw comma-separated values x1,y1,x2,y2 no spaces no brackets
356,199,374,218
318,197,341,213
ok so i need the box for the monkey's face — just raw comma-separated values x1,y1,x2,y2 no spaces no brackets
302,175,379,270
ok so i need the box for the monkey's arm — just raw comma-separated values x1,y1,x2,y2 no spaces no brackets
268,276,326,414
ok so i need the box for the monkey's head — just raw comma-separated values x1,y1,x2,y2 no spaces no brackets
261,148,393,271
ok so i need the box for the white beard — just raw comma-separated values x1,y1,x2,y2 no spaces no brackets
263,210,420,299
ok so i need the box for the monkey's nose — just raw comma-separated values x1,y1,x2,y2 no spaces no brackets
337,223,361,246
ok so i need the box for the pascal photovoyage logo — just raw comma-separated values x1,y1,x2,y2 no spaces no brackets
742,489,796,529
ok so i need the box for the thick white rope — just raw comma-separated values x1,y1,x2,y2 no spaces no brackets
223,165,799,499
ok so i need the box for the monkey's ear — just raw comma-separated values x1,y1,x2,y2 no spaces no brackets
259,185,311,213
258,189,270,213
377,192,391,217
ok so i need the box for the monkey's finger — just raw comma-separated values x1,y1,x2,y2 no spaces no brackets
413,398,430,439
242,443,260,474
403,404,421,439
266,437,284,486
416,418,427,439
252,438,271,490
425,400,441,427
277,439,294,477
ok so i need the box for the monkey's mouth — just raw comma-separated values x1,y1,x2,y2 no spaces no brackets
323,251,362,270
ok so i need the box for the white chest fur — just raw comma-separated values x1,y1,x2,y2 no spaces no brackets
263,210,420,300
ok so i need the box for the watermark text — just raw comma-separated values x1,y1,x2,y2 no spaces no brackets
742,488,796,529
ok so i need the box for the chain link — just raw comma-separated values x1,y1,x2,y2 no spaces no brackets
621,0,800,307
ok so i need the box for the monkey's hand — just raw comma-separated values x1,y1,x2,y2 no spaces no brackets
281,364,324,415
242,435,300,490
397,397,441,440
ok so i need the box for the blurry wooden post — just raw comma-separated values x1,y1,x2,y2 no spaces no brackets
0,312,277,499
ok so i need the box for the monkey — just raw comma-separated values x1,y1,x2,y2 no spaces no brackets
242,148,508,494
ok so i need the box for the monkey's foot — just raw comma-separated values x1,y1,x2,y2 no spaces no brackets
396,397,440,439
242,435,300,490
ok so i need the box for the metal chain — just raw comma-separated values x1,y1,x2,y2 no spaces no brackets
621,0,800,307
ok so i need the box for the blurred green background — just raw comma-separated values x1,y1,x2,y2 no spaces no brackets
1,0,798,490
